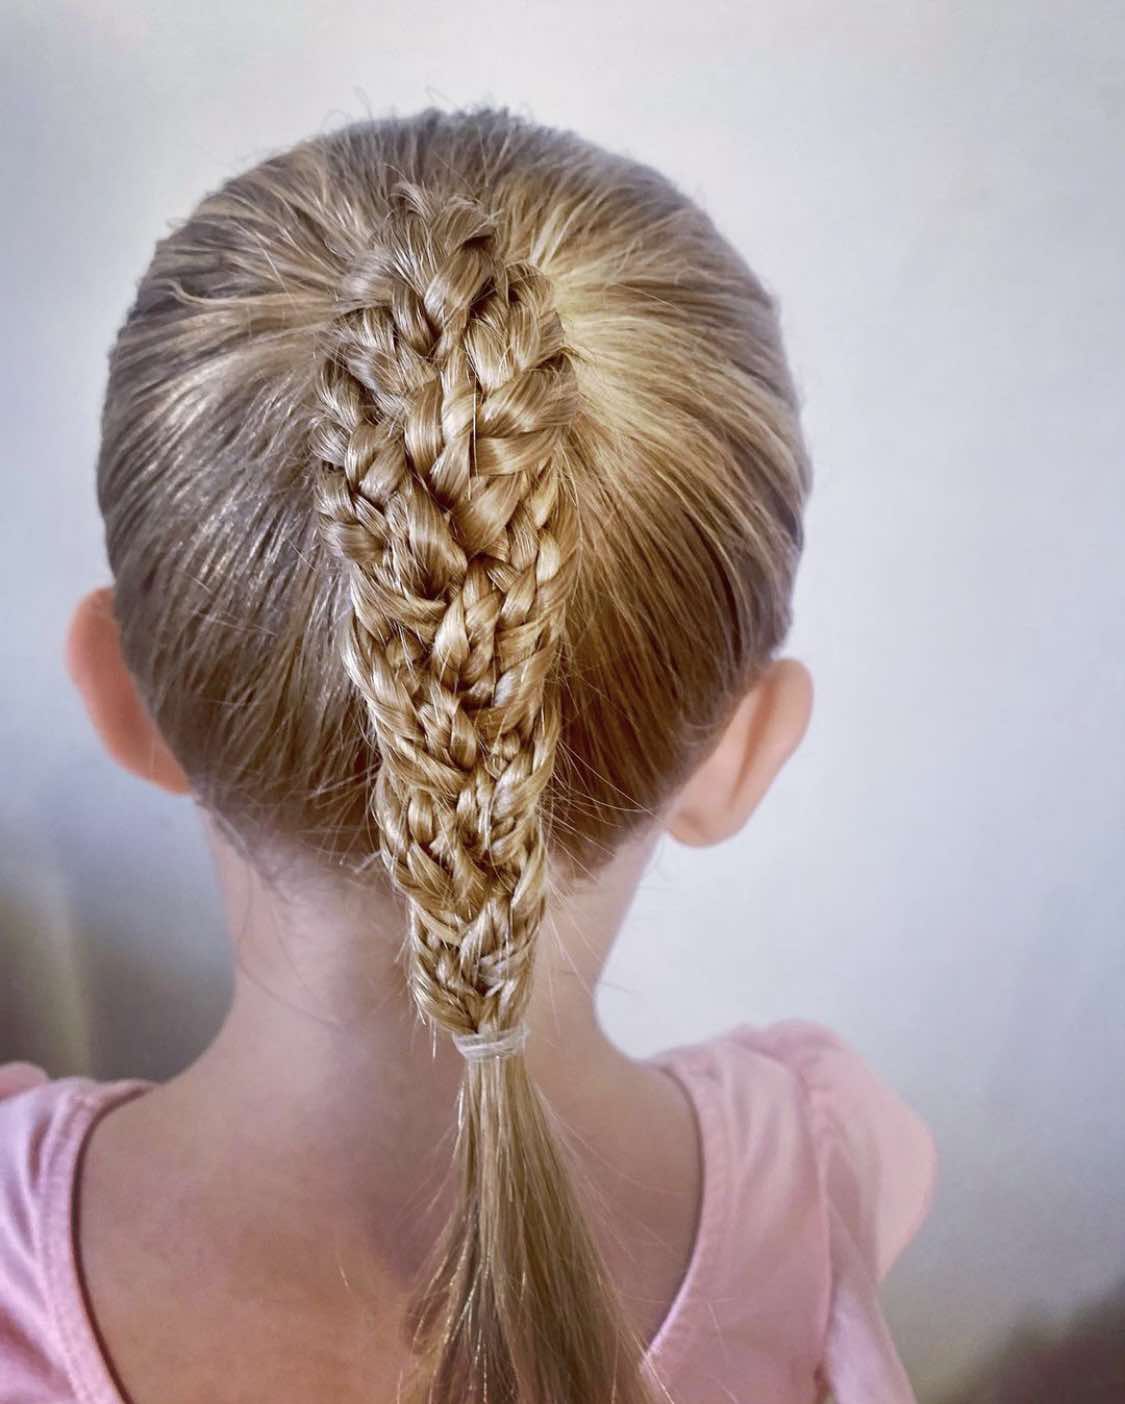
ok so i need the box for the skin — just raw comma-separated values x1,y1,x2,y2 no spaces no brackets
63,584,814,1402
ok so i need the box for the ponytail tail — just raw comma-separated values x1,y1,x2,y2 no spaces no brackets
408,1054,654,1403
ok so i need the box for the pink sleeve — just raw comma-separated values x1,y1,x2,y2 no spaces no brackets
743,1021,937,1280
0,1063,49,1100
729,1020,935,1403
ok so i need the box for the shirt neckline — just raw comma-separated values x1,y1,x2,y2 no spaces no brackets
641,1042,727,1381
43,1078,155,1404
41,1048,726,1402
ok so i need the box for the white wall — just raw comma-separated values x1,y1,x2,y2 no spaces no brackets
2,2,1122,1397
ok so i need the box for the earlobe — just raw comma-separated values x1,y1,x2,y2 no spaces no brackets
66,586,193,796
666,659,813,849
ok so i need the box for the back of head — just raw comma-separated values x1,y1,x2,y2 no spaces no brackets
97,105,812,1403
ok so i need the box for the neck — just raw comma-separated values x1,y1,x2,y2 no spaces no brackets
113,817,662,1283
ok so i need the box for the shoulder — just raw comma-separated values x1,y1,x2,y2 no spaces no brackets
727,1023,938,1400
0,1065,91,1332
0,1063,119,1391
657,1019,937,1280
0,1062,91,1231
730,1020,938,1280
648,1021,936,1398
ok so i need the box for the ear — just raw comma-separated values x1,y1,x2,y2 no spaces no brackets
666,658,813,847
65,586,192,796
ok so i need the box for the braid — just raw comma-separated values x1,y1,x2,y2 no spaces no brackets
312,181,653,1403
313,181,578,1048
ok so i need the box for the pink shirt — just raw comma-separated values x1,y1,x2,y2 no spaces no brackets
0,1020,936,1403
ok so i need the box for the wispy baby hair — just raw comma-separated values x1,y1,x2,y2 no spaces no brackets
96,106,812,1403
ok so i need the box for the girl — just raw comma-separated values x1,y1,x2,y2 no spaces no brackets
0,106,935,1404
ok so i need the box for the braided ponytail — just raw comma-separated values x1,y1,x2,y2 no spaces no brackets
311,181,654,1403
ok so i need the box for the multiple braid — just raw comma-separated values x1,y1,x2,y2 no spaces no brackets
310,181,648,1402
312,181,579,1050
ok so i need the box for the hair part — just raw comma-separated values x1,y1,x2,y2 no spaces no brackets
96,105,812,1403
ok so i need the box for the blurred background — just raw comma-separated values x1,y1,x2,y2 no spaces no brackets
2,2,1123,1399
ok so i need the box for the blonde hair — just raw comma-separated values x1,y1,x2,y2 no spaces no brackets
96,106,812,1403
